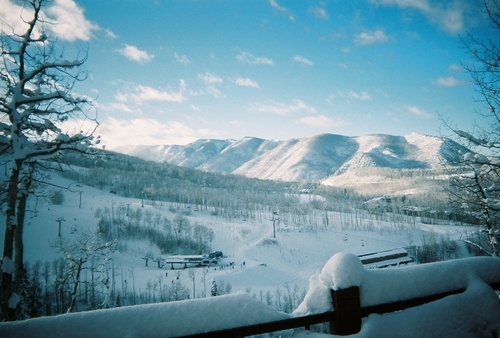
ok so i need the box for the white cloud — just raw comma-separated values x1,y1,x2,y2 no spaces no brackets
45,0,99,41
295,115,349,128
309,6,329,20
438,7,464,34
118,44,154,63
237,51,273,65
449,64,462,72
197,73,224,97
355,29,389,45
0,0,31,36
330,90,372,102
205,86,224,98
348,90,371,100
190,104,201,111
269,0,286,12
174,53,190,65
434,76,463,87
0,0,98,41
293,55,314,66
97,117,212,149
407,105,433,119
269,0,296,21
370,0,467,34
253,99,316,116
198,72,223,85
117,81,186,104
59,117,99,137
104,28,118,39
102,102,134,114
234,77,260,88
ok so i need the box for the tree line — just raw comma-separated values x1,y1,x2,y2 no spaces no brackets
95,205,215,255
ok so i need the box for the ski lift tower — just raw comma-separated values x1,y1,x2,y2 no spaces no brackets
56,217,65,237
271,211,278,238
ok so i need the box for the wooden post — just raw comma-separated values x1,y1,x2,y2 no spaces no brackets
330,287,361,335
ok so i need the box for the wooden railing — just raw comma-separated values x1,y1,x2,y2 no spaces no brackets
2,256,498,337
186,281,500,337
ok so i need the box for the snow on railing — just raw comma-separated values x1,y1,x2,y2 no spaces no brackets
1,253,500,337
296,252,500,311
294,252,500,335
0,293,289,338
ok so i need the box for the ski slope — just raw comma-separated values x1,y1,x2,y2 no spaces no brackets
2,170,480,302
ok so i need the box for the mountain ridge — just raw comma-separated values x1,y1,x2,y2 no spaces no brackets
118,132,467,183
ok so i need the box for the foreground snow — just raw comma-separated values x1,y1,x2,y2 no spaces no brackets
294,253,500,337
0,293,289,338
1,253,499,337
295,253,500,312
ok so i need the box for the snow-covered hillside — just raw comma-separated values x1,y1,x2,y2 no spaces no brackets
233,134,357,181
0,167,481,310
198,137,281,174
1,155,496,336
118,133,467,183
115,139,233,168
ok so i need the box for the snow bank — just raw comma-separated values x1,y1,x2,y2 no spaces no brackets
356,279,500,338
294,253,500,337
295,277,500,338
360,256,500,307
296,253,500,315
0,293,289,338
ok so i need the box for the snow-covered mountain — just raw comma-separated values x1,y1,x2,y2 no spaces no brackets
119,133,467,182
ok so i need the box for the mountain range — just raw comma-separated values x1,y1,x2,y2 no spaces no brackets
117,133,467,183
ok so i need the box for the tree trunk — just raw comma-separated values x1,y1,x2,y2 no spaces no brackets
2,159,22,321
13,164,34,319
67,262,83,313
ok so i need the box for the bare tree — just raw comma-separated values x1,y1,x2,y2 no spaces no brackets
1,0,98,320
173,215,191,245
54,231,116,313
444,0,500,256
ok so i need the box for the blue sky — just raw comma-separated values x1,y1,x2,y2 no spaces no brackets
1,0,496,149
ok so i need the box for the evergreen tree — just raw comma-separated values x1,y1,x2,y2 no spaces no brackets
210,280,219,297
115,294,121,307
26,264,43,319
18,262,43,319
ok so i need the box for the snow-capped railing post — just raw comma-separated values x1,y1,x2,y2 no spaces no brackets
330,286,361,335
294,252,365,335
293,253,500,336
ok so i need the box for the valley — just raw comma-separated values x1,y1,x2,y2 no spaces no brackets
1,148,482,316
